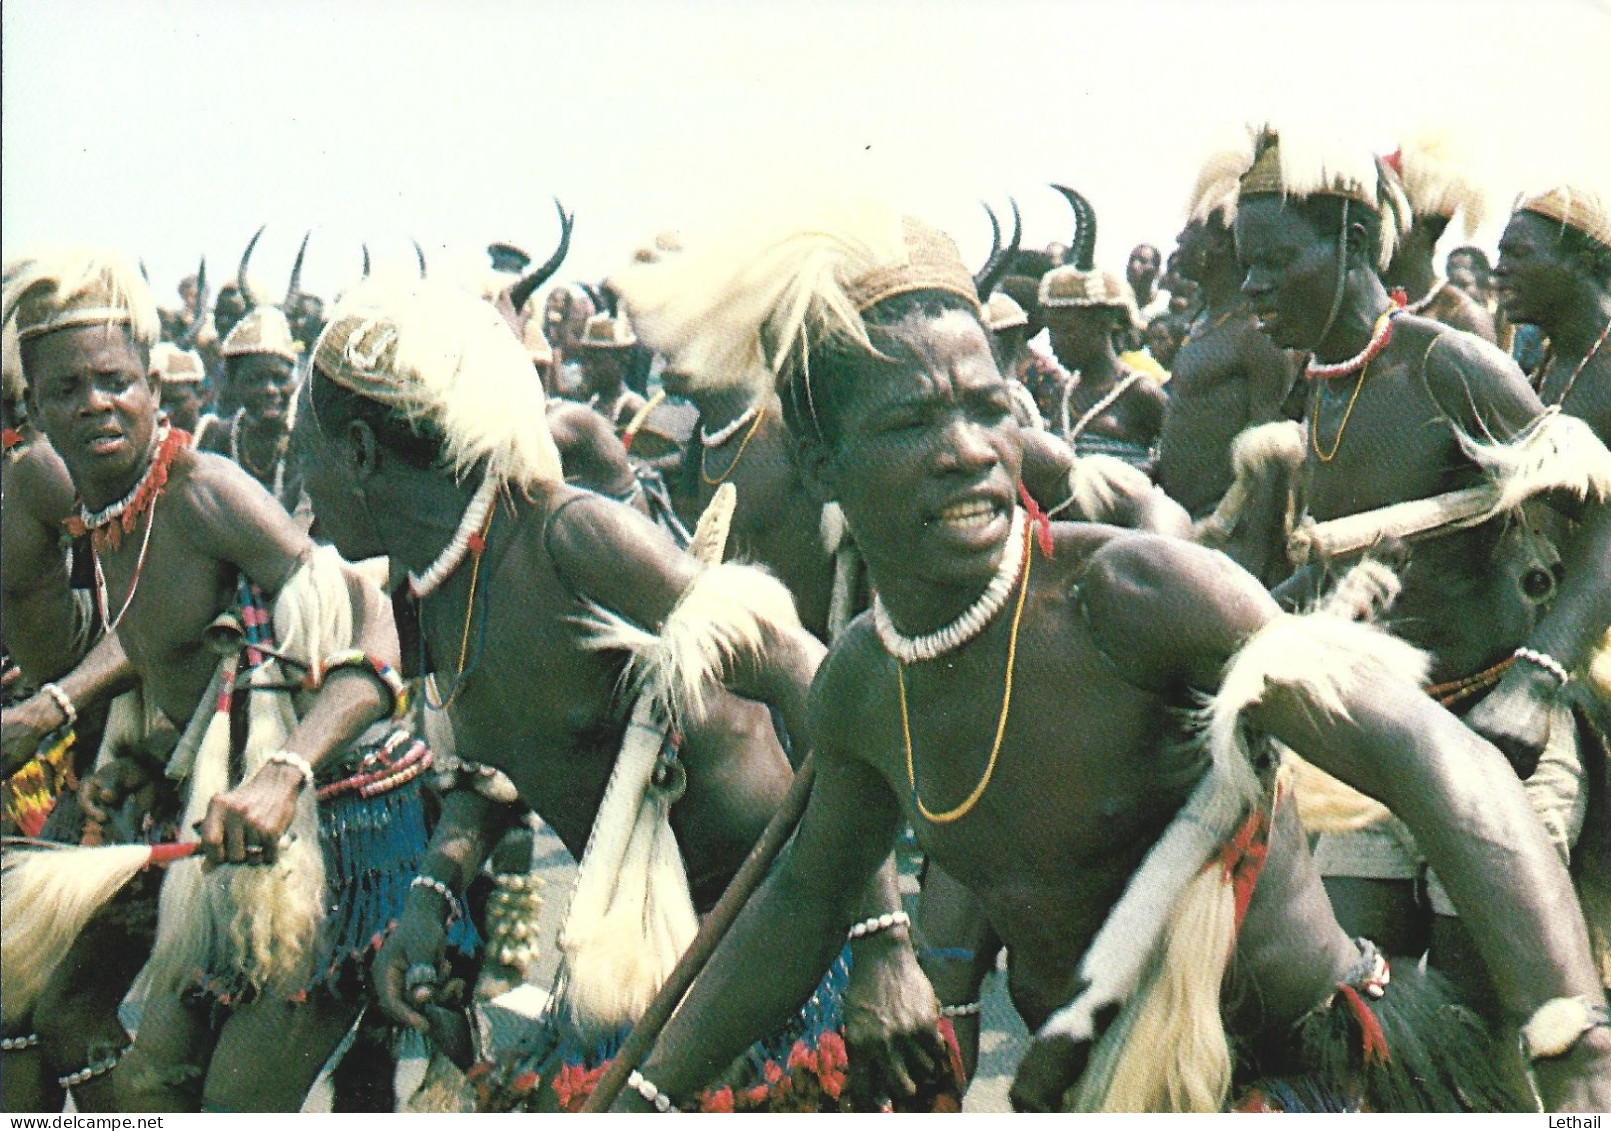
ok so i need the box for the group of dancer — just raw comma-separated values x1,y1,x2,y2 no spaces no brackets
2,121,1608,1113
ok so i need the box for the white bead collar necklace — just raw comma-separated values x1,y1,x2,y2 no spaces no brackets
408,474,500,599
700,401,763,447
874,508,1027,664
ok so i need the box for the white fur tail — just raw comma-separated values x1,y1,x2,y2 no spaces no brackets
2,843,155,1025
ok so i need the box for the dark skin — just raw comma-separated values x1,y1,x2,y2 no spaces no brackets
1237,193,1611,1013
1042,306,1166,454
0,438,84,694
546,397,643,504
1126,244,1162,310
0,436,147,1115
1156,215,1299,522
665,373,840,641
1496,210,1611,442
615,307,1610,1111
295,375,931,1085
578,346,647,433
1,324,395,1111
199,353,298,509
159,380,205,434
1236,194,1611,763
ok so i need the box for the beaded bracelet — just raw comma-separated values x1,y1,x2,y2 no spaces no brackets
627,1069,678,1112
40,682,77,728
58,1049,123,1089
940,1001,983,1018
2,1033,41,1051
265,749,316,791
847,910,911,940
319,649,407,718
1513,646,1571,688
410,874,464,925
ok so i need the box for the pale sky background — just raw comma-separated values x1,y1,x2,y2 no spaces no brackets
4,0,1610,308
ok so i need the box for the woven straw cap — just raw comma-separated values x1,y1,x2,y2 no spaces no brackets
150,342,206,384
1517,186,1611,251
983,290,1029,332
843,215,979,314
220,306,301,362
575,311,637,349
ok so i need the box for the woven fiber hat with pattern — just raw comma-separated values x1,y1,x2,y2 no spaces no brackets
150,342,206,385
221,306,301,363
1516,185,1611,252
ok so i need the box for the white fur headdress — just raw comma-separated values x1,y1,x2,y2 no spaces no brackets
312,278,562,491
1185,148,1249,228
3,246,160,347
1237,124,1406,271
1388,128,1488,238
608,197,978,401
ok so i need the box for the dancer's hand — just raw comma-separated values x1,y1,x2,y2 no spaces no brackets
375,894,453,1032
844,931,952,1110
1,695,60,776
199,760,304,865
78,755,155,825
1465,661,1557,778
1009,1032,1090,1112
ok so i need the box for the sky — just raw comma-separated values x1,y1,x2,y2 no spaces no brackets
4,0,1610,307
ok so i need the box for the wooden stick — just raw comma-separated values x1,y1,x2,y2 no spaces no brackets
580,753,817,1112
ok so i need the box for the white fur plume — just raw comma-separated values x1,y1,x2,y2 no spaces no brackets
578,561,803,731
1185,148,1249,227
1395,128,1489,237
1064,454,1149,523
3,246,160,347
610,198,917,396
144,550,361,999
1204,609,1432,805
314,280,562,492
1193,420,1305,544
1457,408,1611,516
2,844,157,1026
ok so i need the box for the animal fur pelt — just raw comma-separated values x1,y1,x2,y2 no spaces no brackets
1192,420,1304,546
578,561,802,732
145,546,356,999
1456,407,1611,517
1060,454,1150,524
556,485,748,1036
1038,599,1432,1110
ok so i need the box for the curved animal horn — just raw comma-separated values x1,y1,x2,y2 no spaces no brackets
179,257,209,348
973,198,1021,301
1050,184,1097,272
509,198,574,312
238,225,266,310
284,230,311,307
972,203,1001,297
412,238,427,280
361,242,372,279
